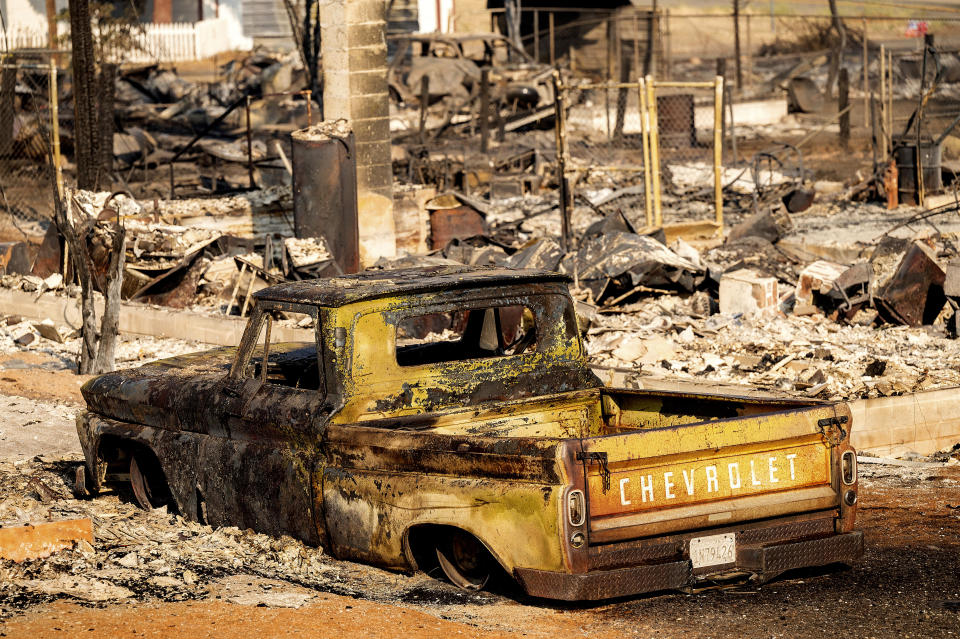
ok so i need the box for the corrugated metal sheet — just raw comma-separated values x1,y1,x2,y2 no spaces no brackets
243,0,292,38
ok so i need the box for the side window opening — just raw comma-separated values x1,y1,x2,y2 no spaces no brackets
244,309,323,391
396,305,537,367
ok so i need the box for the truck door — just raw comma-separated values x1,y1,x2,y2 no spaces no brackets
202,303,329,545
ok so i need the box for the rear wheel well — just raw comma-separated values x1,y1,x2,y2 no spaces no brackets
405,524,508,590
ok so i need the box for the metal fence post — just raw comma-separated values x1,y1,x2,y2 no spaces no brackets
49,61,63,200
637,77,653,228
552,71,571,253
645,74,662,227
713,75,724,236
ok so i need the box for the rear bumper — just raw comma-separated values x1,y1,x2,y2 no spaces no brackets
515,531,863,601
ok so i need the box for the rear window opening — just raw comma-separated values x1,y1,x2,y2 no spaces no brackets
396,305,537,367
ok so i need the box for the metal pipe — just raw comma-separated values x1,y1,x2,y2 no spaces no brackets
862,18,869,127
48,61,62,200
880,45,887,155
551,71,570,252
534,9,540,61
549,12,555,66
480,68,490,153
419,75,430,145
245,95,254,189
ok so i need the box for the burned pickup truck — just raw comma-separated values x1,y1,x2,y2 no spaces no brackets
77,266,862,600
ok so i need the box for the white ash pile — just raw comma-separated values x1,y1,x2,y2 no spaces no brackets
0,314,210,371
587,294,960,401
0,458,489,619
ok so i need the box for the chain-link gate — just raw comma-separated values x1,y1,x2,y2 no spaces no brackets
556,75,723,240
558,80,652,228
644,76,724,235
0,57,62,237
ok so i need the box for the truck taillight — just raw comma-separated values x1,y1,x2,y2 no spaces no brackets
568,490,585,527
841,451,857,485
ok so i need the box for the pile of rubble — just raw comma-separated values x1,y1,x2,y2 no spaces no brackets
0,313,208,371
0,458,484,619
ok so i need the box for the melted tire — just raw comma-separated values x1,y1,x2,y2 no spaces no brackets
435,531,492,591
129,454,170,510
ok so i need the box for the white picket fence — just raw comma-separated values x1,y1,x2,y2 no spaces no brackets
0,18,245,63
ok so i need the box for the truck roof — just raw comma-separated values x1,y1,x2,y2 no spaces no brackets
252,265,571,308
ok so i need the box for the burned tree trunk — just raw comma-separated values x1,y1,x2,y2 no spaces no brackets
92,219,125,373
69,0,100,190
56,193,126,374
96,63,117,190
826,0,847,98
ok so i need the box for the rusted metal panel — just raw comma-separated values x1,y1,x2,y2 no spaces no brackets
586,443,831,518
876,242,946,327
0,519,94,562
429,206,487,250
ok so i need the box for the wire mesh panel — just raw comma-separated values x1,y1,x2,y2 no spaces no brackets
647,77,723,233
560,81,651,227
0,58,60,237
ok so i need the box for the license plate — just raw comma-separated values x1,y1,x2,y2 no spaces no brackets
689,533,736,568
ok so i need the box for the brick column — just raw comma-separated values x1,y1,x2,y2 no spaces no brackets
321,0,396,265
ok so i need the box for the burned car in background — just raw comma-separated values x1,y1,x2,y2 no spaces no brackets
77,266,862,600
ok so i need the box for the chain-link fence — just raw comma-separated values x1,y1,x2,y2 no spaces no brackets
557,76,723,237
0,56,62,237
559,80,651,227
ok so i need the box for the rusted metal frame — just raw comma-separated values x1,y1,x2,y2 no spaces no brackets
229,300,321,378
323,423,563,482
588,512,836,570
260,314,273,384
127,236,220,301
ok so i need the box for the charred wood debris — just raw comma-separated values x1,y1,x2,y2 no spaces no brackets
4,43,960,400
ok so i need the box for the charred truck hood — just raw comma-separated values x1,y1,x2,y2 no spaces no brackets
81,347,236,429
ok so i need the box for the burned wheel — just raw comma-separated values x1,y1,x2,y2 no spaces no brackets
129,454,171,510
435,530,493,590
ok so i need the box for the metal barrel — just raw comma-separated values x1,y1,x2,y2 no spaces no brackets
894,137,942,206
292,121,360,274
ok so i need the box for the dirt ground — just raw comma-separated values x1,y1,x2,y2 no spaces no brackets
0,469,958,639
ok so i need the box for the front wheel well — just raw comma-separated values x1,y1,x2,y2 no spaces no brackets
96,436,174,511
